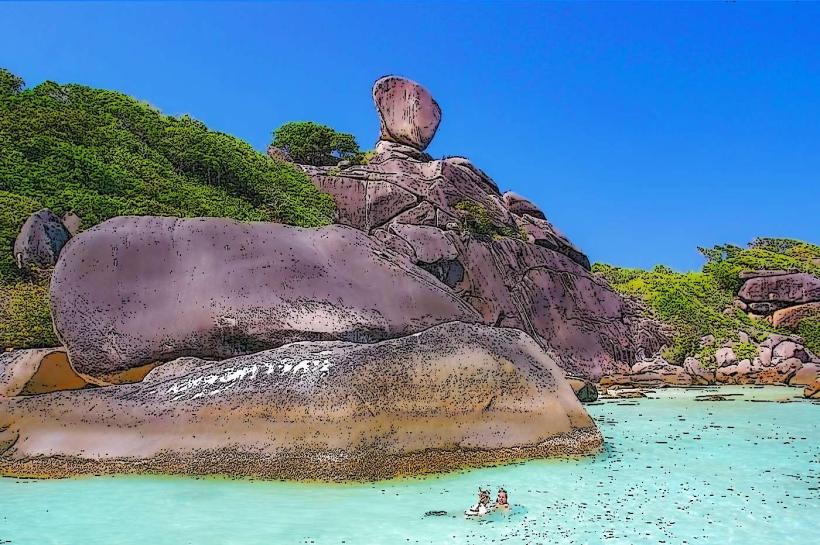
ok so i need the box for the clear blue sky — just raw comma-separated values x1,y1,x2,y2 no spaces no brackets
1,2,818,271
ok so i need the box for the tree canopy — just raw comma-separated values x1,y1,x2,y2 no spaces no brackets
271,121,360,166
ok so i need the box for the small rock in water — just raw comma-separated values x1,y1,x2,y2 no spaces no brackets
424,510,448,517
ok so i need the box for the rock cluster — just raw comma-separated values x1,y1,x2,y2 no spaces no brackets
600,332,819,392
300,76,666,380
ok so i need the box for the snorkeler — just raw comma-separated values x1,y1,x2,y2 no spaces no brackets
494,488,509,510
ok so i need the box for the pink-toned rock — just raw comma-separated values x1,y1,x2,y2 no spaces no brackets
772,302,820,328
51,218,481,381
684,357,715,385
738,272,820,305
789,363,818,387
716,347,737,367
0,322,601,480
503,191,546,220
373,76,441,151
804,379,820,399
515,214,590,270
0,348,88,397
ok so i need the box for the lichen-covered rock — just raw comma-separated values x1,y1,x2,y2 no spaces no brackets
13,209,72,270
373,76,441,151
0,322,601,481
50,218,481,381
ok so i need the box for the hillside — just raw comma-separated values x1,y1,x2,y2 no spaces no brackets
593,238,820,362
0,68,334,347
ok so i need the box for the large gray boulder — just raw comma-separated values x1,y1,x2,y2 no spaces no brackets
13,209,72,270
0,322,601,481
50,218,481,382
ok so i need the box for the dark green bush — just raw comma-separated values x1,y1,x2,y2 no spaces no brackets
797,318,820,357
271,121,360,166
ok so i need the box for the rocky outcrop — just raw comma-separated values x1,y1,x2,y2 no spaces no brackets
13,209,72,270
51,218,480,382
298,76,665,380
738,272,820,306
0,322,601,480
0,348,88,397
772,302,820,328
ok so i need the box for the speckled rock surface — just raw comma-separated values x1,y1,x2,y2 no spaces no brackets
0,322,601,481
50,218,481,381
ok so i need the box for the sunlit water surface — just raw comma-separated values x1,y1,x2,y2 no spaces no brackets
1,386,817,545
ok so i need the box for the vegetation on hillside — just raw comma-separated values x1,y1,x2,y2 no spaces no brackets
271,121,363,166
0,68,335,349
593,237,820,365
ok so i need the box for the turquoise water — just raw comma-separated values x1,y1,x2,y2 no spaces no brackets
1,386,817,545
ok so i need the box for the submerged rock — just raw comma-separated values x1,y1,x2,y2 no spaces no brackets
0,322,601,481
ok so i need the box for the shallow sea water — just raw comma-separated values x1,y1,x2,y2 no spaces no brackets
1,386,817,545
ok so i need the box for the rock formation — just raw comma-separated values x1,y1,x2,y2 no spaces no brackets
0,322,601,480
13,208,72,270
299,76,664,379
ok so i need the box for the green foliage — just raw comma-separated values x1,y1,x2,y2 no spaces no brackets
592,262,778,364
0,279,57,349
0,68,24,96
0,69,334,234
797,318,820,357
271,121,360,166
734,342,758,361
699,239,820,293
455,199,520,241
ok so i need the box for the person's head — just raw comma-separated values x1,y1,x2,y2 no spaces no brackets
497,488,508,503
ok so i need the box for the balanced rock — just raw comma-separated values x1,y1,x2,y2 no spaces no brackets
13,208,72,270
373,76,441,151
50,217,481,381
0,322,601,481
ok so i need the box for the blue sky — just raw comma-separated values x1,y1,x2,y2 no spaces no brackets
1,2,818,271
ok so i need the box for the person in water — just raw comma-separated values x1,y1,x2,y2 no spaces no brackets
494,488,509,510
466,488,492,516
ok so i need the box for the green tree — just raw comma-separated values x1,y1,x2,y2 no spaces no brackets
271,121,360,166
0,68,24,96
